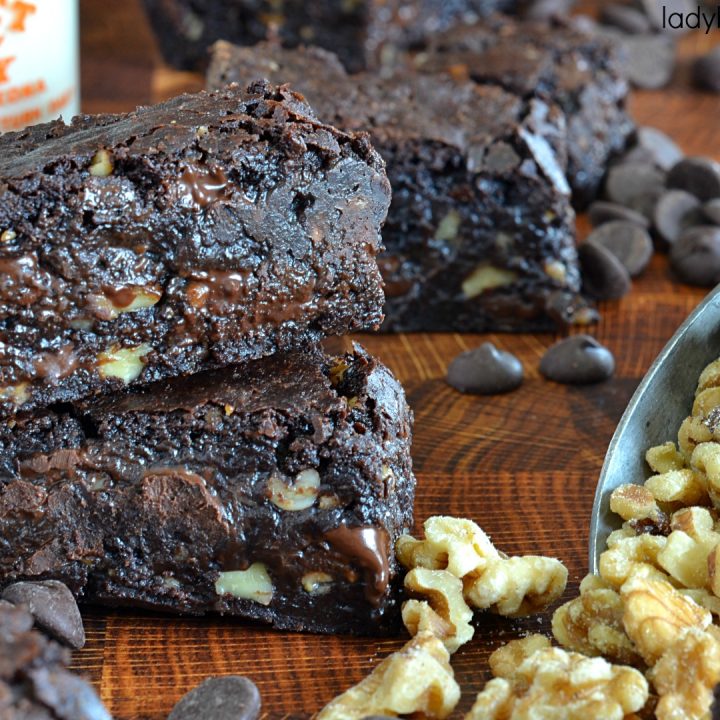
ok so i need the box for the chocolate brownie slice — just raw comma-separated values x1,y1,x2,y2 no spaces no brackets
0,81,389,418
414,15,634,208
209,43,582,332
0,345,415,636
142,0,540,72
0,602,110,720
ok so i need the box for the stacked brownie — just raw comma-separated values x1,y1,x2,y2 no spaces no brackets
208,43,584,332
141,0,563,72
0,82,415,634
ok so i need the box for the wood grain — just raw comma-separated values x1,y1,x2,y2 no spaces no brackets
71,3,720,717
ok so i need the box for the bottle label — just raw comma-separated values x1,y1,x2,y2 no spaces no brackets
0,0,79,133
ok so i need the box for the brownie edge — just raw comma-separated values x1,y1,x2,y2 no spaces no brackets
0,344,415,636
0,81,390,418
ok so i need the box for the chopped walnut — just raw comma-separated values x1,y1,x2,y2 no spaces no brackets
649,626,720,720
464,554,567,618
646,441,686,474
693,387,720,420
599,533,669,589
657,527,720,589
698,359,720,394
552,574,642,666
396,516,499,577
488,634,551,680
644,468,708,509
610,484,665,525
691,442,720,507
679,416,713,462
465,646,648,720
316,631,460,720
402,568,474,654
621,576,712,665
397,516,567,618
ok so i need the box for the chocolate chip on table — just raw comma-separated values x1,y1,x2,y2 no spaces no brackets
704,199,720,225
600,4,651,34
670,226,720,286
623,34,676,89
605,163,666,208
539,335,615,385
2,580,85,650
667,157,720,201
628,127,684,172
585,221,653,277
446,343,523,395
168,676,261,720
693,46,720,93
653,190,704,246
578,241,632,300
588,201,650,229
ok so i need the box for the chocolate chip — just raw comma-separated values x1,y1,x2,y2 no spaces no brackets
605,163,666,207
585,221,653,277
600,4,651,33
2,580,85,650
670,226,720,286
628,127,684,171
578,241,632,300
704,199,720,225
29,667,112,720
168,677,261,720
446,343,523,395
653,190,704,246
588,201,650,229
694,47,720,93
540,335,615,385
667,157,720,201
624,34,676,89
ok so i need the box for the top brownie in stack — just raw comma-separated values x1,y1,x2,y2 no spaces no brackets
142,0,540,72
413,15,634,208
0,81,390,418
209,43,581,333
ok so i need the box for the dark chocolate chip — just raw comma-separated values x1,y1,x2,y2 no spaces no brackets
168,676,261,720
601,4,651,33
539,335,615,385
586,221,653,277
2,580,85,650
694,47,720,93
670,226,720,286
653,190,704,246
29,667,112,720
667,157,720,201
588,201,650,229
630,127,684,171
605,163,666,207
624,34,676,89
578,241,632,300
704,199,720,225
446,343,523,395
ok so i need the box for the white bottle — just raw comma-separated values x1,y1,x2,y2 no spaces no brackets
0,0,79,133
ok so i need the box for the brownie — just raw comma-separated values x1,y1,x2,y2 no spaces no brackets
0,81,389,418
142,0,538,72
0,345,415,636
413,15,634,208
209,43,582,333
0,602,110,720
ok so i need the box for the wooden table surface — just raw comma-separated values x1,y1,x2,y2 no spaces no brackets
74,2,720,718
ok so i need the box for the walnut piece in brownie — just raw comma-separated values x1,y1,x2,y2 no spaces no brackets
0,81,390,418
414,15,634,208
0,601,110,720
208,43,581,333
0,345,415,636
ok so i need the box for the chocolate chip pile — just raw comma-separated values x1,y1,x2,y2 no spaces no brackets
596,128,720,288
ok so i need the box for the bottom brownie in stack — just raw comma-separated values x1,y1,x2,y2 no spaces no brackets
0,345,415,636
